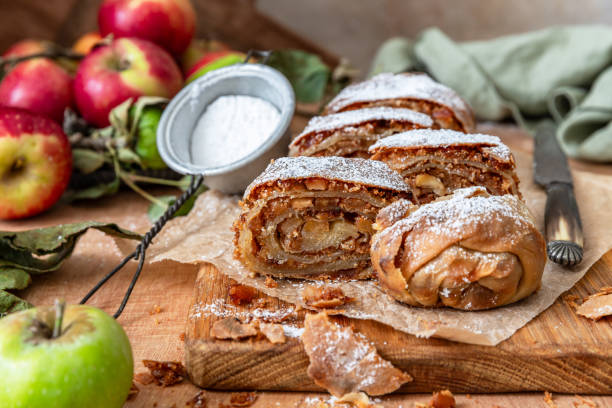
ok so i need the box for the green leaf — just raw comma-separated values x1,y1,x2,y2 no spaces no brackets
266,49,331,103
147,184,208,223
0,221,141,274
117,147,142,165
67,177,120,201
0,290,32,317
72,148,107,174
0,268,31,290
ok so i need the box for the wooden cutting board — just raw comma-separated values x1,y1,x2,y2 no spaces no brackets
185,261,612,394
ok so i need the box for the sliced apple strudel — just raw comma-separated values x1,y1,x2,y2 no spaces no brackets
324,73,475,132
369,129,521,203
370,187,546,310
233,156,411,279
289,107,433,158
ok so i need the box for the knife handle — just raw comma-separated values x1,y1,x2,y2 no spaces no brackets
544,182,584,266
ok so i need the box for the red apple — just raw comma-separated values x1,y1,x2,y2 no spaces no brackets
0,59,74,123
72,32,104,55
98,0,196,56
185,50,246,83
0,107,72,219
2,39,47,58
180,39,230,75
73,38,183,127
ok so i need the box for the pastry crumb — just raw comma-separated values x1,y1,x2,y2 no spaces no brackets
211,317,258,340
149,304,163,315
301,312,412,397
142,360,186,387
575,287,612,320
126,382,139,401
218,392,257,407
562,293,581,309
259,322,286,344
265,275,279,288
544,391,558,408
185,390,207,407
573,394,599,407
429,390,455,408
134,372,155,385
229,284,258,306
302,286,354,309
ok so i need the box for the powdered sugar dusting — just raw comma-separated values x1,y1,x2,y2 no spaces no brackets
369,128,513,161
244,156,409,198
326,73,473,128
296,107,432,139
386,187,534,243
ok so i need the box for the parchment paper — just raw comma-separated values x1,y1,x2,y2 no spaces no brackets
143,151,612,345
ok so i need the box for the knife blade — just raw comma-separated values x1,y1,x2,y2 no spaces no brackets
533,121,583,267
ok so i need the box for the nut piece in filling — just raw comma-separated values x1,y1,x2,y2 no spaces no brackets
233,156,411,279
289,107,433,158
324,72,475,132
370,187,546,310
369,129,521,204
301,312,412,397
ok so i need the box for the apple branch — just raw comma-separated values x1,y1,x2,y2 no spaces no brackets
0,49,84,71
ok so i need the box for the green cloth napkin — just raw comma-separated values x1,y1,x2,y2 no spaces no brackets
370,26,612,162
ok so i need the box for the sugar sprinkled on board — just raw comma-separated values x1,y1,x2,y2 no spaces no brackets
244,156,410,198
294,107,433,141
369,128,513,162
191,95,280,168
325,72,473,128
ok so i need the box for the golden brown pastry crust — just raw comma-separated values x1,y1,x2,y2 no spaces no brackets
234,157,411,279
301,312,412,397
289,107,433,158
370,187,546,310
369,129,521,203
324,73,475,132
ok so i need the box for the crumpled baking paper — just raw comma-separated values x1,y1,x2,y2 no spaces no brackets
143,150,612,345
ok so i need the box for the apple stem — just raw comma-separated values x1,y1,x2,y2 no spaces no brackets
52,299,66,339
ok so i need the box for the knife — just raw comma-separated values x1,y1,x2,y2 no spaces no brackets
533,121,584,267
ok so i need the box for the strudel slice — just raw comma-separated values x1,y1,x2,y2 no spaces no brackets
369,129,520,203
370,187,546,310
289,107,432,158
233,156,411,279
324,73,475,132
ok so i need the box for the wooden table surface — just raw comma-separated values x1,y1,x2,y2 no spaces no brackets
2,125,611,407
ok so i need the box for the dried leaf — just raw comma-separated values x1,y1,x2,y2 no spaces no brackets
67,177,120,201
72,148,108,174
0,222,140,316
147,184,208,223
0,268,31,290
0,290,32,317
0,222,140,273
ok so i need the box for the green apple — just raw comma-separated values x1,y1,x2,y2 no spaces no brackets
132,105,167,169
0,303,133,408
